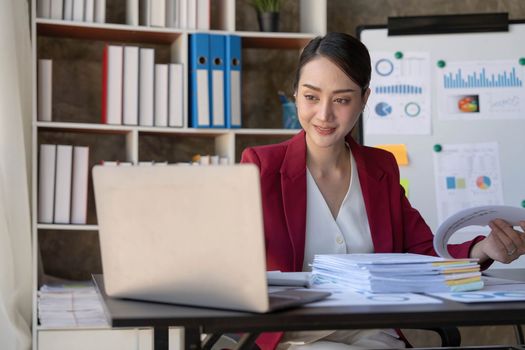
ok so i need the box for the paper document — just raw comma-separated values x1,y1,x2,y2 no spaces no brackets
429,290,525,303
304,288,442,307
311,253,482,293
434,205,525,259
38,281,109,328
433,143,504,224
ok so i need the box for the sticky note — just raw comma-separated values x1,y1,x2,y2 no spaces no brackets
400,178,409,198
375,144,409,165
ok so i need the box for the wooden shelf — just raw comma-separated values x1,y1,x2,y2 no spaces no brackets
36,19,183,44
36,122,300,136
36,19,316,48
36,121,134,134
37,224,99,231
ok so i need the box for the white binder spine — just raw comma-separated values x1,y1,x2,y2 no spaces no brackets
123,46,139,125
38,59,52,122
94,0,106,23
168,63,183,127
84,0,94,22
104,45,123,125
71,146,89,224
72,0,84,21
154,64,168,127
54,145,73,224
126,0,139,26
139,48,155,126
38,144,56,224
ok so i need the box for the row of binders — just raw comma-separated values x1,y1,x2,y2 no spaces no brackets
311,253,483,293
190,34,242,128
38,144,89,225
37,0,105,23
99,154,231,167
102,45,184,127
127,0,210,30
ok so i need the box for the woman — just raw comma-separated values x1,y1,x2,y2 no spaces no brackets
241,32,525,350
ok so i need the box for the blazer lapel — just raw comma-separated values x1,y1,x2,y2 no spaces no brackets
280,131,307,271
348,137,394,253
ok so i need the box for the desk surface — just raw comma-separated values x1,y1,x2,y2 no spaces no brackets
94,270,525,334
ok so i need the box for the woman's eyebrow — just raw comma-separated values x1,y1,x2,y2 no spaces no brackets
301,83,321,91
301,84,357,94
333,88,358,94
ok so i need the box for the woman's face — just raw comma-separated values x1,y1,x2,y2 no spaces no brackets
295,56,370,150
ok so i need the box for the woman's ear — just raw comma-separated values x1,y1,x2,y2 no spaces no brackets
362,87,371,110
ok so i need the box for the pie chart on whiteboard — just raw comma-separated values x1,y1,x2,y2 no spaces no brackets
476,176,492,190
375,102,392,117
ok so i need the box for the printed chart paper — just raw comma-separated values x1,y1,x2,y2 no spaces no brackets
436,59,525,120
433,142,504,224
305,287,442,307
430,290,525,303
433,205,525,259
365,51,431,135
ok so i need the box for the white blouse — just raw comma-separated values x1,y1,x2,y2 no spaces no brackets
303,149,374,271
288,150,403,349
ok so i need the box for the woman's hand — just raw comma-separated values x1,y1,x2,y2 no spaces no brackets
470,219,525,264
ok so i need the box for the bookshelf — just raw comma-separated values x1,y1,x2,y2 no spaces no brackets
32,0,326,349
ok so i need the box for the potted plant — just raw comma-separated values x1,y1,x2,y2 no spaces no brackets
250,0,282,32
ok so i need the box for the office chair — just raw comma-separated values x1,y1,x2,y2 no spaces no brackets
410,327,461,347
514,324,524,345
207,327,462,350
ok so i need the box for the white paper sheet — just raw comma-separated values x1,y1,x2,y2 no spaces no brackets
436,59,525,121
365,51,431,135
304,287,442,307
433,142,504,225
433,205,525,259
429,289,525,303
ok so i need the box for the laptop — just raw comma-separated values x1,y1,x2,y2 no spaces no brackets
92,164,329,313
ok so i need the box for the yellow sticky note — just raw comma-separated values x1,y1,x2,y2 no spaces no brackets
375,144,409,165
400,178,409,198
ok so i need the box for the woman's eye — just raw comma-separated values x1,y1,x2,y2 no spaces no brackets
334,98,350,104
304,95,317,101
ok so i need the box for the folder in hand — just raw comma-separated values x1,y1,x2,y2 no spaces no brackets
209,34,226,128
225,35,241,128
189,34,211,128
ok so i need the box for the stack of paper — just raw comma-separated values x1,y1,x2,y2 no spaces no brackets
38,281,108,328
311,253,483,293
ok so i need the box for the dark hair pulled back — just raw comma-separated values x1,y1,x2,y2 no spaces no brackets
292,32,371,95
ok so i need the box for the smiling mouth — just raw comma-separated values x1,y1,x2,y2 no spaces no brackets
314,125,336,135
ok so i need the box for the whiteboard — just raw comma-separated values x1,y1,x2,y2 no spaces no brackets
360,21,525,268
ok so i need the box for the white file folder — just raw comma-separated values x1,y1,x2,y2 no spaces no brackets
38,144,56,223
102,45,123,125
123,46,139,125
139,48,154,126
54,145,73,224
71,146,89,224
38,59,52,122
154,64,168,127
168,63,184,127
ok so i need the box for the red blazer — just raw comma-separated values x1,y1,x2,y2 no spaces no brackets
241,130,485,350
